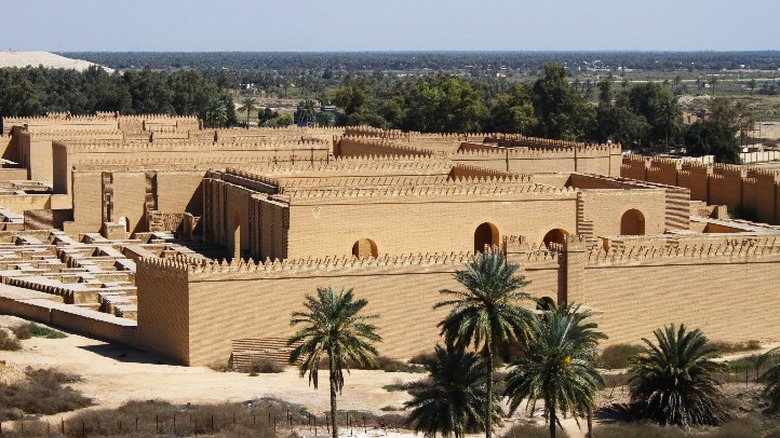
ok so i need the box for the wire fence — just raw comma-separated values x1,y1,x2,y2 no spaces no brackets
0,408,408,437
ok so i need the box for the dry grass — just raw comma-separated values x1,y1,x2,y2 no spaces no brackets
0,330,21,351
598,344,643,369
248,358,285,375
0,367,92,421
502,422,568,438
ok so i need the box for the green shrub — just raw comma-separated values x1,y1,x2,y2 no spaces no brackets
12,323,66,340
0,330,21,351
598,344,643,369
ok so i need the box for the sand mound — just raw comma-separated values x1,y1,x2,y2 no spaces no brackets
0,51,113,73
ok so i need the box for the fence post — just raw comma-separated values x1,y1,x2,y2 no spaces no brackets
173,412,177,434
62,418,65,434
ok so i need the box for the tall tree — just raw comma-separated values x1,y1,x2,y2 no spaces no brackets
435,251,535,438
485,83,537,134
530,63,594,141
402,74,487,133
504,304,606,438
405,344,498,438
629,324,729,428
288,287,382,438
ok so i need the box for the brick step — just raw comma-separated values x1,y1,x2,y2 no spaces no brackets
230,351,293,371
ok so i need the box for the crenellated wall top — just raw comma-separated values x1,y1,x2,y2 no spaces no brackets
587,235,780,265
138,250,478,279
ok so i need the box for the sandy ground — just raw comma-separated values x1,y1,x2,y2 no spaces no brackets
0,315,588,437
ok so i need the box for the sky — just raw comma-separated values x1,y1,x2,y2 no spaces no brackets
1,0,778,52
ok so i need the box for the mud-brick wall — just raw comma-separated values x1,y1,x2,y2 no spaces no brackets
135,263,191,365
577,189,667,236
285,193,578,259
574,254,780,345
156,171,207,215
64,172,102,236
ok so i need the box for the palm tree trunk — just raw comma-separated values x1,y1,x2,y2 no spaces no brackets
587,405,593,438
329,353,338,438
485,345,493,438
549,409,556,438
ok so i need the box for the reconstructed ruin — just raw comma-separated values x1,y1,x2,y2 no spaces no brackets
1,112,779,367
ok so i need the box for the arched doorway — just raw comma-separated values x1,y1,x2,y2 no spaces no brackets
474,222,499,253
537,296,556,311
352,238,378,258
620,209,646,235
542,228,569,248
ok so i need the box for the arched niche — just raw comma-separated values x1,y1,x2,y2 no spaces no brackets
620,209,646,236
474,222,500,253
542,228,569,248
352,238,378,259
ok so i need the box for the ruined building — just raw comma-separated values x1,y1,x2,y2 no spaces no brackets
0,113,778,366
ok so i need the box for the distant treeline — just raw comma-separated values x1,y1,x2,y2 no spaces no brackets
0,61,753,163
0,66,236,127
64,51,780,73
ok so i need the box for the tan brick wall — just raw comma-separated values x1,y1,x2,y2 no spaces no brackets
65,172,102,236
575,254,780,345
0,194,51,216
578,190,667,236
156,172,206,214
286,194,578,259
110,173,148,234
135,262,191,365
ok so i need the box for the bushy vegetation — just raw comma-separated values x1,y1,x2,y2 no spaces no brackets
0,367,92,421
12,322,67,340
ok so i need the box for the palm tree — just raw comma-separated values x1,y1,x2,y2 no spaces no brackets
237,96,258,128
405,344,499,438
656,94,682,149
202,98,227,128
296,99,318,125
504,304,606,438
288,287,382,438
435,251,535,438
758,347,780,412
629,324,729,428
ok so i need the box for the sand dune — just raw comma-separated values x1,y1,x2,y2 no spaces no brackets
0,51,113,72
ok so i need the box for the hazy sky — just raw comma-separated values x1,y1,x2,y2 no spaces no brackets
2,0,778,52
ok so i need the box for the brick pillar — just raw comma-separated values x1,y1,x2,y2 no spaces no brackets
562,235,587,306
